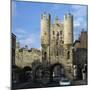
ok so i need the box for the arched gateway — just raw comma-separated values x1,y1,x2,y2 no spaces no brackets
49,63,65,81
22,66,32,81
33,63,65,83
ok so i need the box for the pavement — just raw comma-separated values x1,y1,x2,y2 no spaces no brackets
12,79,87,89
72,80,87,86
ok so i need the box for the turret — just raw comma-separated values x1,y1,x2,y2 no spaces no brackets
16,42,20,52
41,13,51,47
41,13,51,64
64,13,73,47
63,13,74,75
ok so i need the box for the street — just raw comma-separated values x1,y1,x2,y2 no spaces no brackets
12,77,87,89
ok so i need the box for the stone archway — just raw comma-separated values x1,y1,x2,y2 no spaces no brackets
44,52,47,60
23,66,32,82
23,66,32,72
33,65,43,82
33,65,50,84
49,63,65,81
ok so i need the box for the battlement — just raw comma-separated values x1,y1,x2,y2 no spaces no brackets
41,13,51,20
64,13,73,19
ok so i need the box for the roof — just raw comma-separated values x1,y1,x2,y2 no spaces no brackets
73,40,80,46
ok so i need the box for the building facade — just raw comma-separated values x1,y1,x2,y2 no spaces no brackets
14,13,87,80
73,31,87,68
73,31,87,79
41,13,74,75
79,31,87,49
15,43,41,68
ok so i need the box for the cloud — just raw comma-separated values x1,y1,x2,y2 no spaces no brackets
71,5,87,17
14,26,41,49
14,28,28,39
71,5,87,28
74,20,80,27
38,46,42,51
73,17,85,27
19,35,34,47
15,28,28,35
71,5,87,41
18,33,40,49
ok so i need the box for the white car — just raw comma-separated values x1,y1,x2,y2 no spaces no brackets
59,78,71,86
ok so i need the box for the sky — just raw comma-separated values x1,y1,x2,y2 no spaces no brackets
12,0,88,49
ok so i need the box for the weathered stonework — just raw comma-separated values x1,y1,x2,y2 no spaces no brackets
41,13,74,76
15,43,41,68
15,13,74,78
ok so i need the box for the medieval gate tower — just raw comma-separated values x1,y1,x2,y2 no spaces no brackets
41,12,73,75
63,13,73,73
41,13,51,64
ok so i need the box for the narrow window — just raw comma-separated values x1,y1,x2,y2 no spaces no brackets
60,31,62,35
53,31,55,35
62,41,64,44
44,52,47,60
57,51,58,56
67,51,70,59
57,32,59,36
56,42,58,45
57,32,59,40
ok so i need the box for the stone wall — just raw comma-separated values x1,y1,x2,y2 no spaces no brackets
15,47,41,68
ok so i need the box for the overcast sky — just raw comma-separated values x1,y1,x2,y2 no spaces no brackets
12,0,87,49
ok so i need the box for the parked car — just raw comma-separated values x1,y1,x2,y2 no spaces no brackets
59,78,71,86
